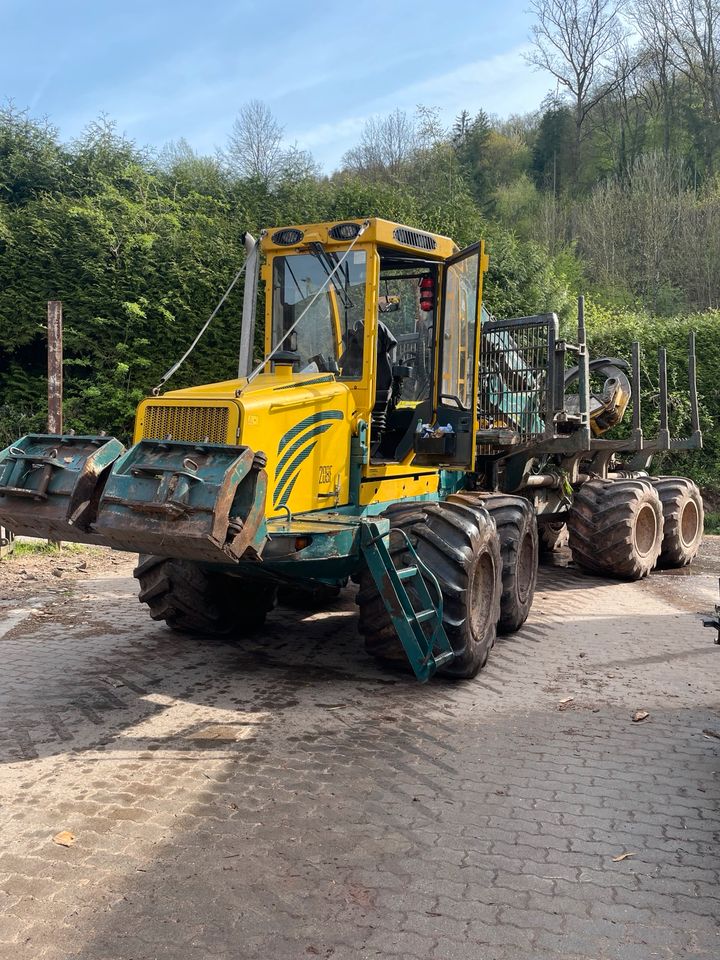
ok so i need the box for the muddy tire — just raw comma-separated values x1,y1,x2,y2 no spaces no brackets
651,477,704,568
134,555,275,635
358,500,502,679
567,478,663,580
449,493,538,634
357,503,429,660
415,501,502,678
538,520,569,554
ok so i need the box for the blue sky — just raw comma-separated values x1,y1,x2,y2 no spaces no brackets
1,0,548,170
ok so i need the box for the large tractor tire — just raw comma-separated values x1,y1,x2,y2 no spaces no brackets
358,500,502,679
357,502,429,658
134,555,275,635
651,477,704,568
538,519,569,555
449,493,538,634
567,478,663,580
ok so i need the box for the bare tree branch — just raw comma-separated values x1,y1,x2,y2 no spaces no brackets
225,100,285,184
527,0,629,181
342,109,418,179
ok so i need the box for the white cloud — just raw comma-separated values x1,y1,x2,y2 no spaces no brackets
288,45,545,170
385,44,541,117
289,115,369,150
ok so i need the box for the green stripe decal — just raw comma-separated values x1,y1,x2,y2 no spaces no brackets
277,410,343,455
276,471,301,508
272,409,344,509
274,423,333,478
273,440,319,507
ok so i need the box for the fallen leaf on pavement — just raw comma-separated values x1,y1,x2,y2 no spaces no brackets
612,852,636,862
52,831,76,847
632,710,649,722
346,883,374,909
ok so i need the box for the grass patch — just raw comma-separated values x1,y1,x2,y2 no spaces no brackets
10,541,90,557
705,512,720,535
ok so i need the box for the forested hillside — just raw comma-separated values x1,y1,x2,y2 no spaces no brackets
0,0,718,503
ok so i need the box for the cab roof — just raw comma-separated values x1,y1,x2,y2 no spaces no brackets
260,217,458,260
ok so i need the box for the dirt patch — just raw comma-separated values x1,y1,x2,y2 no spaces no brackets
642,534,719,615
0,544,137,601
699,532,720,564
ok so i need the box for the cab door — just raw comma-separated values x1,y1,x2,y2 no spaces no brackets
419,241,487,467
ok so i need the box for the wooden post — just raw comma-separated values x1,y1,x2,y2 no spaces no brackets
47,301,63,549
48,300,63,434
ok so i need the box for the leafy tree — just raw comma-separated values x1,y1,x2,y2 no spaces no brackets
0,103,63,205
531,105,574,191
527,0,629,185
453,109,493,207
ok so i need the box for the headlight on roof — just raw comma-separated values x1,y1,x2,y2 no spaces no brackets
272,228,304,245
328,222,361,241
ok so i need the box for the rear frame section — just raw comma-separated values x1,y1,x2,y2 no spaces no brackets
474,300,703,506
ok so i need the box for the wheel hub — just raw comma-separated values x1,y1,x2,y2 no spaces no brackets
469,551,496,641
516,531,535,603
634,503,658,557
680,499,700,547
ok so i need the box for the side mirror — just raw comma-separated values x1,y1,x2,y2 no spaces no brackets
379,296,400,314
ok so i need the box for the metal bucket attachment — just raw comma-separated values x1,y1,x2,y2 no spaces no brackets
0,434,126,544
92,440,268,564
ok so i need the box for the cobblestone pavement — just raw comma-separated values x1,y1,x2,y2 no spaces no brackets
0,546,718,960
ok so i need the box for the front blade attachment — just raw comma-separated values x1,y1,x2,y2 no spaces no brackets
93,440,267,563
0,434,125,544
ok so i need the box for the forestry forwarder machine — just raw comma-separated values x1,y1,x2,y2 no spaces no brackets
0,219,705,682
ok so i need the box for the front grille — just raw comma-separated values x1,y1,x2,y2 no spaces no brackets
142,404,230,444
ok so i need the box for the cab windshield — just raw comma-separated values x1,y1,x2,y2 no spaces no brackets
271,250,366,379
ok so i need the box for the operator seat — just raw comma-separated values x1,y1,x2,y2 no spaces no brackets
339,319,397,431
339,318,404,458
372,319,398,434
338,321,363,378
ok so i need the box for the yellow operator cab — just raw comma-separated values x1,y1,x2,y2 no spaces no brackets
135,217,489,519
